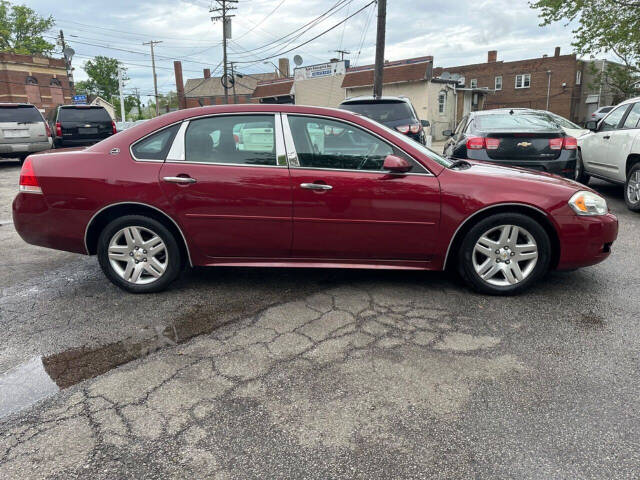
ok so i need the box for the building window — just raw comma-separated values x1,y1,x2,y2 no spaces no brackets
470,78,478,88
515,74,531,89
438,91,446,114
50,78,62,87
576,70,582,85
25,76,38,85
495,75,502,90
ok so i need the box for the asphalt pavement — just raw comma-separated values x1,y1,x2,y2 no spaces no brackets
0,159,639,479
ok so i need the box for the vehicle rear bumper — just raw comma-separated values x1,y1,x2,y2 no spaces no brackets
55,136,111,147
12,192,87,255
469,151,577,178
0,140,52,156
555,213,618,270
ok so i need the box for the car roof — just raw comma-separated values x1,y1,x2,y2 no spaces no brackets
340,95,411,104
617,97,640,106
0,102,37,107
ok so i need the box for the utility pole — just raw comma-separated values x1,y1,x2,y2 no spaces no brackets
210,0,237,104
334,49,350,61
131,87,142,120
118,66,126,122
373,0,386,98
58,30,74,92
143,40,162,116
230,62,238,104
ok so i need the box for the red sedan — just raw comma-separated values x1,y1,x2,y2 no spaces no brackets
13,105,618,295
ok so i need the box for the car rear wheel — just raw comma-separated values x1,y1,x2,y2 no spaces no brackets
574,150,590,185
97,215,181,293
624,164,640,212
458,213,551,295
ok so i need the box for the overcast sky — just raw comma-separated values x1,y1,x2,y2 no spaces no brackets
23,0,586,103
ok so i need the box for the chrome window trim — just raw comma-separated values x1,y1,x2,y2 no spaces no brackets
173,112,285,168
83,201,193,267
442,203,551,270
166,120,189,161
281,113,300,167
281,113,434,176
129,120,184,163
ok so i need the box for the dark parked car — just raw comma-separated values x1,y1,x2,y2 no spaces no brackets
47,105,116,147
442,109,578,177
0,103,52,163
14,104,616,296
339,96,428,145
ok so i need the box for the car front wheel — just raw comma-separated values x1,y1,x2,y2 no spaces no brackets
97,215,182,293
624,163,640,212
458,213,551,295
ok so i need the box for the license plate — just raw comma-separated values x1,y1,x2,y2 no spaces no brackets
3,129,29,138
79,127,98,134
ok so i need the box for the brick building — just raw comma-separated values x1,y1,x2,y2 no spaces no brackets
0,52,72,114
434,48,584,123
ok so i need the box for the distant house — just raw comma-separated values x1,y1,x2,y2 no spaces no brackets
183,68,278,106
87,95,116,120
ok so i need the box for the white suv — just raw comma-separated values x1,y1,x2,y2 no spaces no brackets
578,97,640,211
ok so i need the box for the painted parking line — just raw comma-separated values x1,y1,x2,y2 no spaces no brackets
0,219,13,226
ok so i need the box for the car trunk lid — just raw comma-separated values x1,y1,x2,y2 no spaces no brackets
483,131,562,161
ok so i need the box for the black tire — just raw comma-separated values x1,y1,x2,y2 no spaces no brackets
624,163,640,212
457,213,551,295
97,215,182,293
574,150,590,185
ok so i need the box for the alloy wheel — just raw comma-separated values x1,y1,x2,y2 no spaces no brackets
627,170,640,205
472,224,538,287
107,226,168,285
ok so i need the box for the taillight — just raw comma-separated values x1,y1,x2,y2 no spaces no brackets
466,137,485,150
55,121,62,137
485,138,501,150
112,121,117,134
44,122,52,138
19,158,42,194
396,125,410,134
233,134,240,143
549,138,563,150
563,136,578,150
409,124,422,134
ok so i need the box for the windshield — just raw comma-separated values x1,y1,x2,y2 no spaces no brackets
475,113,559,131
59,107,111,122
340,101,416,124
0,105,42,123
361,116,453,168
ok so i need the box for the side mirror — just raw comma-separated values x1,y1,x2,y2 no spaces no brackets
383,154,412,173
420,119,430,127
442,129,453,137
585,120,598,131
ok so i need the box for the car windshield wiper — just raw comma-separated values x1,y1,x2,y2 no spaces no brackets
448,159,471,170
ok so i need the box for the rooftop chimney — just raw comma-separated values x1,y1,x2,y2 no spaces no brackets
554,46,561,57
174,61,186,109
278,58,290,78
488,50,497,63
203,68,211,79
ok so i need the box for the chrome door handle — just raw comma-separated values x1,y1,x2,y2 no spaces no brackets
162,176,197,184
300,183,332,191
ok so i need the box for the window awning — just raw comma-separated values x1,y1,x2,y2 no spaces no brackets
585,94,600,104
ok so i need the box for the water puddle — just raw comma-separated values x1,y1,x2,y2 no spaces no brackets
0,357,59,418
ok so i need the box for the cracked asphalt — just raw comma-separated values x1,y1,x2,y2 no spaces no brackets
1,159,639,479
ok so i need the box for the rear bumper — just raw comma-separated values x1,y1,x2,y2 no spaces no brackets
12,192,87,255
55,135,111,147
0,140,52,156
555,213,618,270
468,151,577,178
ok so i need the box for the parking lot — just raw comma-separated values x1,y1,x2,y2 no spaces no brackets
1,158,639,478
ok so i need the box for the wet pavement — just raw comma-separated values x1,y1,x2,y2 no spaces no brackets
1,160,639,478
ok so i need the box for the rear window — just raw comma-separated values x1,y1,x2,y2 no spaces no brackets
599,107,613,113
340,101,416,123
475,113,559,131
59,107,111,122
0,105,43,123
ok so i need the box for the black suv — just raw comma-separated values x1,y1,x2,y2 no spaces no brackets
47,105,116,147
339,96,428,145
442,109,577,177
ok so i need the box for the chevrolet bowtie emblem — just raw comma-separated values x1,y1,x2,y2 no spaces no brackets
517,141,532,147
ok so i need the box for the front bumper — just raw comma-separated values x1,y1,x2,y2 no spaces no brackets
554,213,618,270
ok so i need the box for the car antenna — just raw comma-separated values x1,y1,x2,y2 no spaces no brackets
509,109,514,115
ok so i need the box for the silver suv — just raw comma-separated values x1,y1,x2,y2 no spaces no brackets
0,103,52,163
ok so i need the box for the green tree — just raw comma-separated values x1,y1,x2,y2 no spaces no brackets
75,56,128,100
589,61,639,104
0,1,55,55
530,0,640,71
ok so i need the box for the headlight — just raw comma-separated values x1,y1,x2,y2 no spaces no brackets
568,191,608,216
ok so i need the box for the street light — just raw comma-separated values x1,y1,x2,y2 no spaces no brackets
263,61,288,78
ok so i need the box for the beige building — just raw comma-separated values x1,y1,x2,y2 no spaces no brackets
292,60,348,108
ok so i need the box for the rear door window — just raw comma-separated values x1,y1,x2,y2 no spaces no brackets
131,124,181,160
622,103,640,129
0,105,43,123
59,107,111,122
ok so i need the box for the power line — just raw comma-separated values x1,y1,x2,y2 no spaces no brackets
233,0,287,42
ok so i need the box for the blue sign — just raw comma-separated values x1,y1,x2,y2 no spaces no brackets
73,95,87,104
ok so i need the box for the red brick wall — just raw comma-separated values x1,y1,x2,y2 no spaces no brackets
437,54,584,122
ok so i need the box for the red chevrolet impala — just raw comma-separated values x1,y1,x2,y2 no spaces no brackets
13,105,617,295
